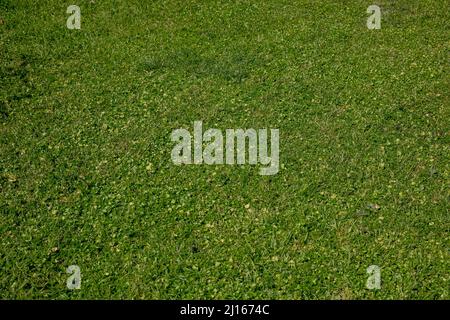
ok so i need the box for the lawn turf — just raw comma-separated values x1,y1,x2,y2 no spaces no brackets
0,0,449,299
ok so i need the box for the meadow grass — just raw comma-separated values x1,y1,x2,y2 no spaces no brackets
0,0,448,299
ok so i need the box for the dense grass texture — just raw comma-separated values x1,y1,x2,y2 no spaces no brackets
0,0,449,299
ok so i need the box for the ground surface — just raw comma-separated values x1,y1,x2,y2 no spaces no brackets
0,0,449,299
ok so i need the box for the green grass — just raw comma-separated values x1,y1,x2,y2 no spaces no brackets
0,0,449,299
